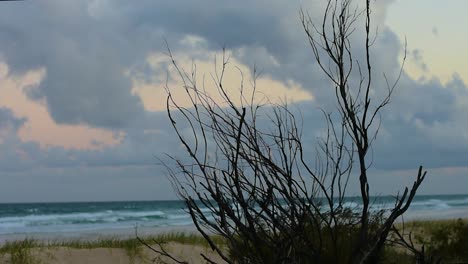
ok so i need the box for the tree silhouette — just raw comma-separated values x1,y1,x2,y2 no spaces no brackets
161,0,427,263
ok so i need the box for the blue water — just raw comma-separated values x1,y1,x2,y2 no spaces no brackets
0,194,467,235
0,200,192,235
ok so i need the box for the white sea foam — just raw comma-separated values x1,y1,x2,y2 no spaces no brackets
0,208,190,234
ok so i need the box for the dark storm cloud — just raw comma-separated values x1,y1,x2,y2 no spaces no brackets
0,0,313,129
0,0,467,200
372,73,468,169
0,1,148,128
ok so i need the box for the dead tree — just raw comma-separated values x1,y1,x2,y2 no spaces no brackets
163,0,426,263
301,0,427,262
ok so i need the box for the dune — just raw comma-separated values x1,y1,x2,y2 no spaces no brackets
0,242,227,264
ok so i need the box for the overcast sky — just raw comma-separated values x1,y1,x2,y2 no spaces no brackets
0,0,467,202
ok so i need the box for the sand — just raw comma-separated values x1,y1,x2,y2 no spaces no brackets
0,242,226,264
2,217,465,263
0,225,198,245
0,225,226,264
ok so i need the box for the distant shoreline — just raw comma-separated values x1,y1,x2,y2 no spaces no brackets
0,225,199,245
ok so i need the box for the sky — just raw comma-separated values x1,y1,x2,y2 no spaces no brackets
0,0,467,202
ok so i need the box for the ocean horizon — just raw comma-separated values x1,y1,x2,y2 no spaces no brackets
1,194,467,238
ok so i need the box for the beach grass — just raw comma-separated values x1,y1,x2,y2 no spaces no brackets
0,220,466,263
0,232,226,264
0,239,42,264
389,218,468,263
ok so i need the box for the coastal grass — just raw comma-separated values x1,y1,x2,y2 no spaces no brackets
0,232,226,264
1,221,466,263
0,239,43,264
0,237,148,264
389,218,468,263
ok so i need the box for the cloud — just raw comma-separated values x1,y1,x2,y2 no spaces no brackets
432,26,439,37
410,49,429,73
0,1,148,129
0,0,466,201
130,49,313,112
0,165,173,203
0,108,26,141
373,73,468,169
0,62,126,150
0,0,396,128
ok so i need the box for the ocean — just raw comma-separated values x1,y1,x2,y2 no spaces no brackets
0,194,467,236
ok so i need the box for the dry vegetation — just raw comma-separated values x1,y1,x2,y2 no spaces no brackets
0,221,466,264
163,0,428,263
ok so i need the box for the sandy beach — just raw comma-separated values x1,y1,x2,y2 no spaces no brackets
0,226,225,264
0,225,198,245
0,242,225,264
1,217,467,263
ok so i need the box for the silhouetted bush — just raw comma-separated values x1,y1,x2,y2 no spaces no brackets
161,0,427,263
